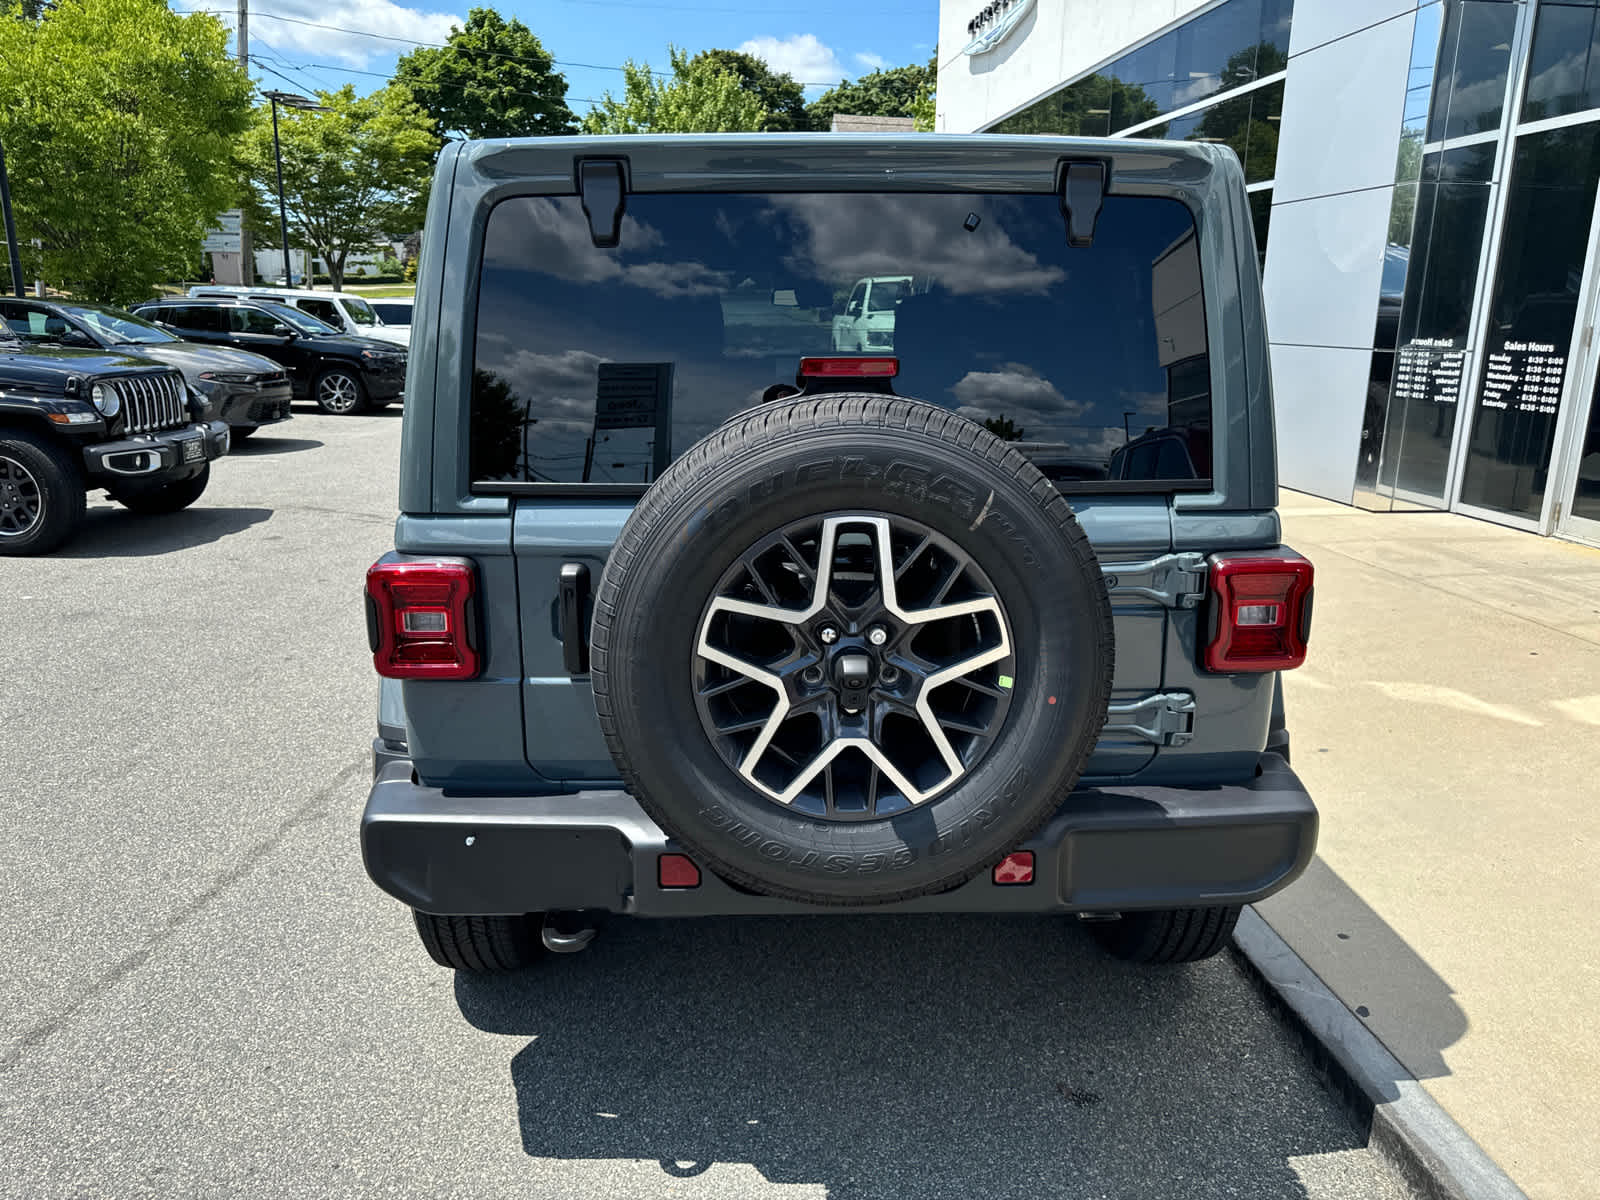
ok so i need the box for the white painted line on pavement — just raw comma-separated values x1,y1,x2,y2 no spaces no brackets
1367,682,1544,727
1550,694,1600,726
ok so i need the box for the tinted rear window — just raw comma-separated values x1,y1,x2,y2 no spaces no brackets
471,191,1210,489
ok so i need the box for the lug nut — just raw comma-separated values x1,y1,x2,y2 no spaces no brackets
819,626,839,644
867,625,889,646
801,666,824,684
880,665,900,684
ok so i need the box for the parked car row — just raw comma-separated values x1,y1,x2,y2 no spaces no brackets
0,288,410,555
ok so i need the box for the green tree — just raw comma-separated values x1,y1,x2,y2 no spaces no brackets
394,8,574,141
689,49,807,132
239,85,436,291
0,0,252,303
582,46,766,134
805,57,935,129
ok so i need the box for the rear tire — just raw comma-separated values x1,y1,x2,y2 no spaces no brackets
1090,905,1242,964
412,911,544,971
0,428,85,555
114,464,209,514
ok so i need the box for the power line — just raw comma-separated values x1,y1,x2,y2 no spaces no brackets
247,52,605,107
174,7,857,87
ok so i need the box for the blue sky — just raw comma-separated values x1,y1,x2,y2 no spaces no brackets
194,0,940,113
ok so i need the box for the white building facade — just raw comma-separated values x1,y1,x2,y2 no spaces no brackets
937,0,1600,543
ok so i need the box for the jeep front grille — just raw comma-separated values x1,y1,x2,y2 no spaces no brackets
116,373,187,434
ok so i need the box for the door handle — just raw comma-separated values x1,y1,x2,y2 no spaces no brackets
559,562,591,675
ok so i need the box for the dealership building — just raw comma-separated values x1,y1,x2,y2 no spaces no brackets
936,0,1600,543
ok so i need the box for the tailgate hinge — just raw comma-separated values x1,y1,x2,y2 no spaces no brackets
1104,692,1196,747
1100,552,1208,609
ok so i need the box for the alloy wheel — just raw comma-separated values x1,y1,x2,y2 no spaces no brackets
0,454,43,538
693,513,1016,820
318,373,361,413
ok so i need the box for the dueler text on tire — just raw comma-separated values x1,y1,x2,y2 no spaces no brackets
590,394,1115,906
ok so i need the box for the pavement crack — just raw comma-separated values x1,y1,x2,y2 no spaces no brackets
0,757,367,1074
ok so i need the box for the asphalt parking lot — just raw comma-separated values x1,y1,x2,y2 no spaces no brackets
1,408,1415,1199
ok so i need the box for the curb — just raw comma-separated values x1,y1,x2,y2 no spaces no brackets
1231,907,1528,1200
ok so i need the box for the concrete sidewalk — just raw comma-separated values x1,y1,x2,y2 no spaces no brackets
1261,492,1600,1199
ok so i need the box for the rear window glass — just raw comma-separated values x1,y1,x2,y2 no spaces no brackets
470,191,1211,489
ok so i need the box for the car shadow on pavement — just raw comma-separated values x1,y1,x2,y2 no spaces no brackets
1257,856,1469,1087
456,914,1386,1199
60,505,272,557
229,435,324,455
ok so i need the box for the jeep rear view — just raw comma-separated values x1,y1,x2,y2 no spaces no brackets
361,135,1317,973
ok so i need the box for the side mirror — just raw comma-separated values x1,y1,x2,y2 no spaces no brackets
269,323,295,337
60,328,95,347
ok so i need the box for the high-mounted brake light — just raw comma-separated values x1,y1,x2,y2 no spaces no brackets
365,560,480,680
798,356,899,378
1203,553,1314,673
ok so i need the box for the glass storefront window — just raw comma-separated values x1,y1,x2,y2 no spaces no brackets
1248,189,1272,269
1427,0,1519,141
1459,123,1600,518
1522,2,1600,122
1572,374,1600,523
983,0,1293,138
1130,82,1284,183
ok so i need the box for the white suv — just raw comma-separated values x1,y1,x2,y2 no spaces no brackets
187,286,408,346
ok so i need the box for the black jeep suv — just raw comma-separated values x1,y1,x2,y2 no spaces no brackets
0,324,231,554
133,297,406,415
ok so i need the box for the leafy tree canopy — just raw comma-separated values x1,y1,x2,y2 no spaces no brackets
0,0,252,303
805,57,935,129
239,84,436,290
394,8,575,141
581,46,766,134
688,49,808,132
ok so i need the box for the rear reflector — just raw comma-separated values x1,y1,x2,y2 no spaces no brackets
798,356,899,378
658,853,701,888
1204,553,1314,673
992,851,1035,885
365,559,480,680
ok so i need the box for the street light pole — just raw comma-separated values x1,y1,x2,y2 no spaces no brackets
260,91,327,288
0,140,24,300
269,94,291,286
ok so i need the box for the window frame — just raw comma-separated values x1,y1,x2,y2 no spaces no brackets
463,186,1220,499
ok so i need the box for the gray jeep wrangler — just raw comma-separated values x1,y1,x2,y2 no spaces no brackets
361,135,1317,972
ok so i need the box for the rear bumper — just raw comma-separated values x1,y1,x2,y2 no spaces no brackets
362,753,1318,917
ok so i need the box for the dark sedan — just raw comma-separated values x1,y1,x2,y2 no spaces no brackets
132,298,406,415
0,298,291,439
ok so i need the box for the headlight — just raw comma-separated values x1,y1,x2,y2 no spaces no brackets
360,350,404,364
199,372,254,385
90,382,120,418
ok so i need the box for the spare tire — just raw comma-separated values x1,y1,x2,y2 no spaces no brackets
591,394,1113,905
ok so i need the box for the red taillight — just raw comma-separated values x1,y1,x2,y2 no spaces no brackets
798,356,899,378
1203,554,1314,673
658,853,701,888
992,851,1034,885
365,560,480,680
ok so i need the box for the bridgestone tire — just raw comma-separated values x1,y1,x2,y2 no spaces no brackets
0,428,85,556
591,393,1115,905
412,911,543,971
1090,906,1242,964
114,464,210,514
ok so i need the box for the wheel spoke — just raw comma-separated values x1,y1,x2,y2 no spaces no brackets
694,512,1014,817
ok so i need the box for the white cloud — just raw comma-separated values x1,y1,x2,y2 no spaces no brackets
854,52,888,71
738,34,846,88
247,0,463,68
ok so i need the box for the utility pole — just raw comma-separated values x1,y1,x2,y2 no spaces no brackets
0,140,23,299
235,0,252,285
